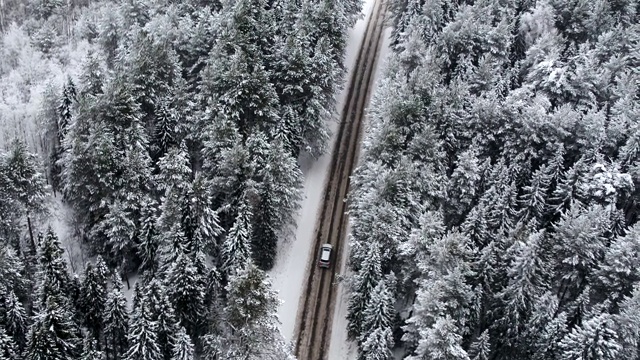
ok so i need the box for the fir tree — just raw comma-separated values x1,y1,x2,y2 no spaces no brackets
223,263,294,360
125,287,162,360
469,330,491,360
221,200,252,275
81,257,109,344
144,280,178,360
347,243,383,339
26,297,81,360
4,290,27,351
36,228,71,307
104,277,129,360
166,251,207,341
170,327,194,360
0,327,18,360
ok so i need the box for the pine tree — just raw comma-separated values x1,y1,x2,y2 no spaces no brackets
144,280,178,360
469,330,491,360
221,200,252,275
409,316,470,360
58,77,77,142
347,243,383,339
3,139,48,253
359,279,395,345
81,257,109,344
137,199,159,274
558,312,622,360
223,262,294,360
125,288,162,360
166,251,207,341
0,327,18,360
359,327,394,360
104,277,129,360
26,297,81,360
4,290,27,351
36,228,71,307
170,327,194,360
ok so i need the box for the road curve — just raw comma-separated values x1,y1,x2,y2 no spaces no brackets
292,0,388,359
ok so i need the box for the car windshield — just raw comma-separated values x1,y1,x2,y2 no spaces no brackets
321,248,331,261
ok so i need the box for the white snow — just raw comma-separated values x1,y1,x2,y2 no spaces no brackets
267,0,380,345
327,25,394,360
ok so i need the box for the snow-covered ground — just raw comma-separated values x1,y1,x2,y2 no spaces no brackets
327,25,394,360
267,0,379,344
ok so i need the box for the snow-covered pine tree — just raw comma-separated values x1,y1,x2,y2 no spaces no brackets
359,327,394,360
81,257,109,345
2,139,48,253
468,330,491,360
221,199,252,276
126,284,162,360
359,278,395,346
26,297,81,360
408,316,470,360
103,276,129,360
4,290,28,351
170,327,194,360
347,243,383,339
36,228,72,308
166,250,207,341
0,327,18,360
144,280,178,360
223,262,294,360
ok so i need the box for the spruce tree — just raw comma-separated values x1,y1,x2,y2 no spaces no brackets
4,290,27,351
223,262,294,360
0,327,18,360
166,251,207,341
144,280,178,360
26,297,81,360
125,287,161,360
104,277,129,360
221,200,252,275
170,327,194,360
347,244,383,339
81,257,109,344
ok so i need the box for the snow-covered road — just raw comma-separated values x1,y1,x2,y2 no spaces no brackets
268,0,392,358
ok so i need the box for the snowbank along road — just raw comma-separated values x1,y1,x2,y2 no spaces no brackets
292,0,388,358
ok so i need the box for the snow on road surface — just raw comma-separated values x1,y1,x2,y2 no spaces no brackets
268,0,378,344
327,25,394,360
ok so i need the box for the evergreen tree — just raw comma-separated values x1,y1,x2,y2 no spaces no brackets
221,200,252,275
125,288,161,360
222,263,294,360
36,228,71,307
81,257,109,344
347,243,383,339
166,251,207,341
26,297,81,360
359,327,394,360
359,278,395,345
409,316,470,360
104,277,129,360
0,327,18,360
170,327,194,360
4,290,28,351
558,312,621,360
144,280,178,360
469,330,491,360
3,139,48,253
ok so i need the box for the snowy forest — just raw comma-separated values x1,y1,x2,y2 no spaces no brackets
346,0,640,359
0,0,361,358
